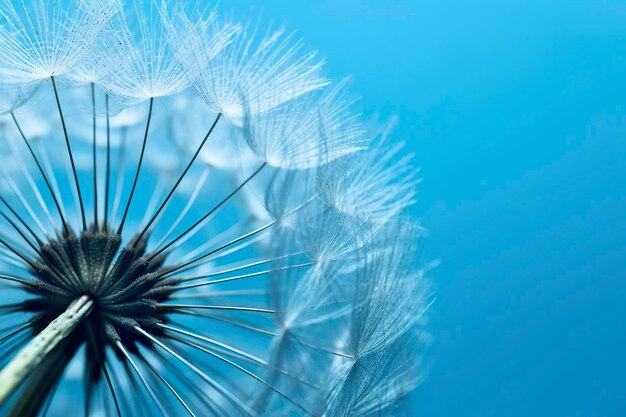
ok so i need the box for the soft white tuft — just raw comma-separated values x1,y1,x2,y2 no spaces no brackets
243,80,367,169
0,0,119,80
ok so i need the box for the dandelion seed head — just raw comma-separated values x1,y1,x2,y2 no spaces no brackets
24,226,174,349
0,2,431,416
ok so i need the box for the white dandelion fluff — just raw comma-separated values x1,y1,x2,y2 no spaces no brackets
0,0,119,80
243,80,367,169
317,118,420,224
96,0,190,100
164,5,328,122
0,2,432,417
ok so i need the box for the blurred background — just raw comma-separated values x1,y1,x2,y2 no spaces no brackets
224,1,626,416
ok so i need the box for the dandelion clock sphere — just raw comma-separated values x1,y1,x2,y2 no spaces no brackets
0,1,433,416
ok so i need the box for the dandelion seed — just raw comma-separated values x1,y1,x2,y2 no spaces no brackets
164,5,327,123
0,2,431,417
96,0,190,100
0,0,119,80
243,80,367,169
317,117,421,224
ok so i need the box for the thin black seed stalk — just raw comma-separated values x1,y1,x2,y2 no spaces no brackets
134,327,258,417
104,94,111,228
3,121,57,231
38,374,60,417
289,338,356,359
173,263,315,291
161,220,276,277
162,324,319,388
115,340,168,417
0,210,41,256
156,353,224,416
84,366,93,417
161,304,275,314
0,334,30,368
0,320,30,335
110,361,136,416
50,76,87,231
0,197,43,246
174,214,252,264
0,237,40,270
10,112,69,235
36,138,72,222
150,162,268,260
137,355,197,417
170,289,272,299
170,309,277,337
136,112,222,242
117,97,154,236
171,335,318,417
111,127,129,222
0,322,32,344
163,195,317,276
91,82,99,230
176,253,300,283
102,363,122,417
153,167,209,249
159,323,265,364
0,171,48,236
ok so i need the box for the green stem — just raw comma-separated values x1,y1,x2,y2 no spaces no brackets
0,295,92,406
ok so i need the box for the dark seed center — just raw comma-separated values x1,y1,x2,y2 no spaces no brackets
22,223,176,378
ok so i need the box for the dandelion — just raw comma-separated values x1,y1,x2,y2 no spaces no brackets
0,1,432,417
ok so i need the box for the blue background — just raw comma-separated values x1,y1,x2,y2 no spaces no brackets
224,2,626,416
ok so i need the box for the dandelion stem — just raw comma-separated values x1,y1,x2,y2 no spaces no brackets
117,97,154,235
0,295,93,406
51,76,87,231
